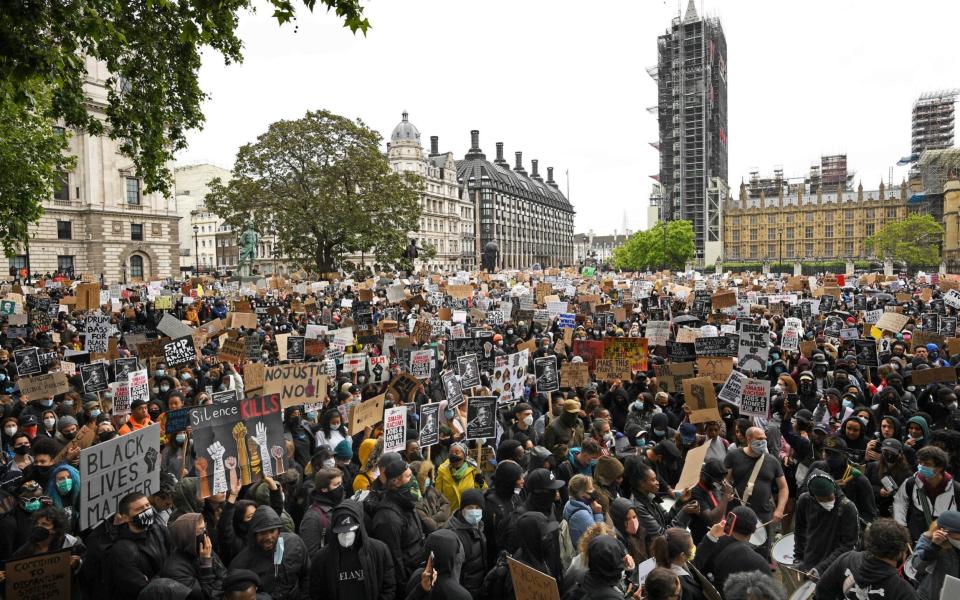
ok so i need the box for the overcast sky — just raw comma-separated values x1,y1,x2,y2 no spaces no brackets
178,0,960,236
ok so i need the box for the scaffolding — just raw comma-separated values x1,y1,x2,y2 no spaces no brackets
912,89,958,156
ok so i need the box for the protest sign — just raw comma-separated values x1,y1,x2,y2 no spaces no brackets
675,442,711,492
419,403,440,447
158,312,195,339
286,336,305,361
441,369,465,409
534,355,559,392
492,350,529,405
13,347,41,376
457,354,481,389
604,337,649,371
718,370,747,405
18,371,69,399
781,325,800,352
80,423,161,530
912,366,958,386
110,380,130,416
694,336,735,357
388,372,421,403
737,323,770,372
740,378,771,419
854,339,880,367
683,376,721,423
383,406,407,454
876,312,910,333
79,361,109,394
696,356,734,384
507,556,561,600
646,321,671,346
163,408,191,434
560,362,590,388
409,349,433,380
342,353,367,374
128,369,149,407
5,550,72,600
262,363,327,409
113,357,139,382
349,394,385,434
189,396,285,498
368,355,390,384
213,389,238,404
219,338,246,364
466,396,497,441
163,336,197,367
656,361,695,393
84,314,112,353
446,337,495,373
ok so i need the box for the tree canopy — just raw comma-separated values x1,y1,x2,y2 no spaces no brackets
865,213,944,266
0,0,369,202
612,220,696,271
205,109,422,274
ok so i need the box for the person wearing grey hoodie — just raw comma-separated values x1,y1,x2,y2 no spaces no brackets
160,512,227,600
229,506,309,600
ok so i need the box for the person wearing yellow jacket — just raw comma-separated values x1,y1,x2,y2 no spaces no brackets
435,441,487,511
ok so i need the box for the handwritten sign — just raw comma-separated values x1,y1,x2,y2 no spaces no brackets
5,550,72,600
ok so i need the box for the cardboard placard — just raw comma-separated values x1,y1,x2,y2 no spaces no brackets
656,361,695,393
683,376,721,423
262,363,328,409
675,441,711,492
80,423,161,530
560,362,590,388
711,290,737,309
912,366,958,386
603,337,649,371
696,356,734,384
18,372,70,399
594,358,632,382
219,337,246,364
5,550,72,600
349,394,385,434
876,312,910,333
243,362,265,392
508,556,561,600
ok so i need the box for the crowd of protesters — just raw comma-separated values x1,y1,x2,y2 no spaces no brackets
1,267,959,600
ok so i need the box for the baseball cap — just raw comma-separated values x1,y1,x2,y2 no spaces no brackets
822,435,847,453
563,399,581,414
332,514,361,533
881,438,903,455
679,423,698,444
526,468,565,492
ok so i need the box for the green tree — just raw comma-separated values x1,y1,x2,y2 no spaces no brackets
865,214,943,266
0,80,74,256
0,0,369,198
206,109,422,274
613,220,695,271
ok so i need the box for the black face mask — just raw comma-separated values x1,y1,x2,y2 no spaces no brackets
883,453,899,465
99,431,117,442
449,455,464,466
13,445,29,455
148,409,162,421
321,487,345,506
28,526,51,543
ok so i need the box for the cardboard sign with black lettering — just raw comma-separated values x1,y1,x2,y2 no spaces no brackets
349,394,385,434
419,402,440,447
80,423,160,530
13,347,41,376
656,361,695,393
79,361,109,394
5,549,72,600
534,355,559,392
163,335,197,367
189,396,285,499
457,354,481,389
683,376,721,423
911,366,958,386
84,313,111,354
113,357,139,382
441,369,465,409
219,337,246,364
18,371,70,399
508,556,560,600
466,396,497,441
262,363,328,409
560,362,590,388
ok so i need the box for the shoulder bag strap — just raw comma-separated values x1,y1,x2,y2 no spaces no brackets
741,454,766,507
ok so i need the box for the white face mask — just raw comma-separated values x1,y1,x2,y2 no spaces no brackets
818,500,835,512
522,415,534,427
3,426,16,437
323,458,336,469
43,418,56,429
338,532,356,548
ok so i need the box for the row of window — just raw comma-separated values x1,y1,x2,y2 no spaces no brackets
727,241,856,259
7,255,146,278
731,223,879,242
57,221,146,241
54,175,142,205
732,207,899,226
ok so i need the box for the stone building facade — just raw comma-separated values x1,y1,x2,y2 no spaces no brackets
387,112,475,272
13,58,180,283
174,163,231,274
457,131,575,269
722,181,910,263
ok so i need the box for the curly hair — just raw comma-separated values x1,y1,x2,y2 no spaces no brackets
576,522,615,568
863,518,910,561
723,571,786,600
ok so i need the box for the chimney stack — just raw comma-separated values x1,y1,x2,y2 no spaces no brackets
465,130,485,160
547,167,559,188
495,142,507,165
531,159,541,181
430,136,438,155
514,151,527,174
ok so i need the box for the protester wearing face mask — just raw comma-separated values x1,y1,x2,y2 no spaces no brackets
105,491,169,600
2,416,20,457
229,505,310,600
369,461,427,597
609,496,648,567
436,442,487,512
723,427,787,559
443,488,488,598
38,409,58,439
686,459,735,544
315,408,349,453
412,459,452,534
300,468,345,562
650,527,705,600
0,480,53,561
802,435,877,522
47,464,81,532
8,505,85,586
483,459,524,564
894,446,959,542
910,509,960,600
865,438,912,518
544,399,585,462
160,426,194,479
505,402,539,448
793,470,860,585
160,511,227,598
82,399,103,426
905,415,931,451
309,499,394,600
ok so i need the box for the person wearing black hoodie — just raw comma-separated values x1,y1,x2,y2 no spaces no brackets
160,512,227,600
309,499,394,600
565,535,634,600
370,462,426,598
814,518,916,600
802,435,878,523
691,506,769,593
229,505,310,600
483,459,524,564
793,470,860,580
405,529,472,600
106,492,172,600
299,468,344,561
443,488,487,599
482,511,561,600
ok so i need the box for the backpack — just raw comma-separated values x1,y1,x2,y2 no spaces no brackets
481,550,515,600
558,517,576,572
308,502,331,549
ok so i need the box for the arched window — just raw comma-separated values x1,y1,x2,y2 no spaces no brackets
130,255,144,280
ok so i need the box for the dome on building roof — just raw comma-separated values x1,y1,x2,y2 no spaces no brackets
390,111,421,144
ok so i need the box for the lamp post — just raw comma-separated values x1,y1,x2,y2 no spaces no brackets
193,225,200,275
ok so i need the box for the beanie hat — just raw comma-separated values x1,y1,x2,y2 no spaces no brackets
594,455,625,485
379,452,407,480
460,489,485,510
807,473,836,498
333,439,353,460
937,510,960,533
57,415,78,430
